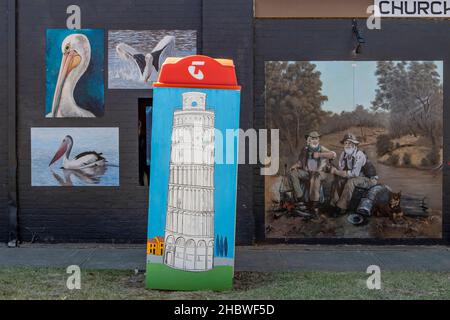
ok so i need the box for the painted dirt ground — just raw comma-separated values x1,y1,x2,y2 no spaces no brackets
265,127,442,239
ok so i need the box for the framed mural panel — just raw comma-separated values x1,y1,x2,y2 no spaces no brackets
146,56,241,291
108,30,197,89
46,29,105,118
31,127,119,187
265,60,443,239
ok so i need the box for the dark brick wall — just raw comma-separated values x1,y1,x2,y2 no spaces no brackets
6,0,256,244
202,0,255,245
9,2,448,245
254,19,450,244
0,0,9,243
15,0,202,243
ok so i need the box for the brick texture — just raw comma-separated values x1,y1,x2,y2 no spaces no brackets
2,0,256,244
202,0,255,245
3,2,447,245
0,0,9,242
14,0,201,243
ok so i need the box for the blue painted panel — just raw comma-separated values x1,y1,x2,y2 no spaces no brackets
147,87,240,259
146,106,152,167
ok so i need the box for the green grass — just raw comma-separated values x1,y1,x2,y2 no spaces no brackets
146,263,233,291
0,267,450,300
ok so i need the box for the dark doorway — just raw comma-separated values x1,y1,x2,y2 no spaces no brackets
138,98,152,186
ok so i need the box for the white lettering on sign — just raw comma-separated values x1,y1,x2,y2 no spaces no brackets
188,61,205,80
374,0,450,17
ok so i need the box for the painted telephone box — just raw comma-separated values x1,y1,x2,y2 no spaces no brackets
145,55,241,291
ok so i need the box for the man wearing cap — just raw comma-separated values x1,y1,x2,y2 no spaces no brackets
289,131,336,209
330,133,378,215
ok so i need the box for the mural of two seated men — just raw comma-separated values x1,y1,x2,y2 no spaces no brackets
289,131,378,216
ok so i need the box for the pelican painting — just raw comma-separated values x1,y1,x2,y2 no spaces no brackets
116,35,175,83
108,30,196,89
46,29,104,118
49,135,106,169
31,128,119,187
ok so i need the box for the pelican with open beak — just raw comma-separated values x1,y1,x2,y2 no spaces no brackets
49,135,106,170
116,35,175,83
47,34,96,118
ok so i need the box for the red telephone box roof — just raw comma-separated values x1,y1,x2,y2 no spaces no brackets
154,55,241,90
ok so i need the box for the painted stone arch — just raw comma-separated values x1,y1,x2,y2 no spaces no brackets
174,237,185,269
184,239,196,270
197,240,207,270
207,240,214,269
164,235,175,267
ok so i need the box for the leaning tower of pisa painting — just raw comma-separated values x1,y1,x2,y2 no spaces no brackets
163,92,215,272
146,55,241,291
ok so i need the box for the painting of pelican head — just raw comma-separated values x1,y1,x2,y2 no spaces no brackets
46,29,104,118
108,30,197,89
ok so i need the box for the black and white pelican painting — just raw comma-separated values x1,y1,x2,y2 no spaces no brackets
31,128,119,187
108,30,197,89
46,29,104,118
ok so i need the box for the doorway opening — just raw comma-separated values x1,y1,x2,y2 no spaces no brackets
138,98,152,186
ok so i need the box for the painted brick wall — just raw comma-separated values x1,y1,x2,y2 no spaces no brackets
15,0,202,243
254,19,450,244
202,0,255,245
2,2,449,245
10,0,256,244
0,0,9,243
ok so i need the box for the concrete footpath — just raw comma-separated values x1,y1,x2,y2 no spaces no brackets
0,244,450,272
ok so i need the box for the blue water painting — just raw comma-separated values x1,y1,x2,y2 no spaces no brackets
46,29,104,117
108,30,197,89
31,128,119,187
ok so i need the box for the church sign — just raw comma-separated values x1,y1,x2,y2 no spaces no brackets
375,0,450,17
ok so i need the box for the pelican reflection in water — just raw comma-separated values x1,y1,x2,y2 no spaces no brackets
51,166,108,186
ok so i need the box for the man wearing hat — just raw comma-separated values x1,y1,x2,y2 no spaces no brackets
330,133,378,215
289,131,336,209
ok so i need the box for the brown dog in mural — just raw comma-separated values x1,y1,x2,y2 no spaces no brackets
373,191,404,223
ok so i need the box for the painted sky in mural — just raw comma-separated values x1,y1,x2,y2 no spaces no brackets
31,128,119,187
312,61,443,113
46,29,104,117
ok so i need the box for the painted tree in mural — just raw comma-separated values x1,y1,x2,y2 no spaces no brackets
265,61,328,168
320,105,387,136
216,235,224,257
224,237,228,257
372,61,443,158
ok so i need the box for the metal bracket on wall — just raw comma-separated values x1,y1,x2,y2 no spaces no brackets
352,18,365,55
7,0,18,247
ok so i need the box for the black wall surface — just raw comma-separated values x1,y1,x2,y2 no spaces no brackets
254,19,450,244
9,0,255,244
0,0,9,243
3,2,449,245
16,0,200,243
203,0,255,245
